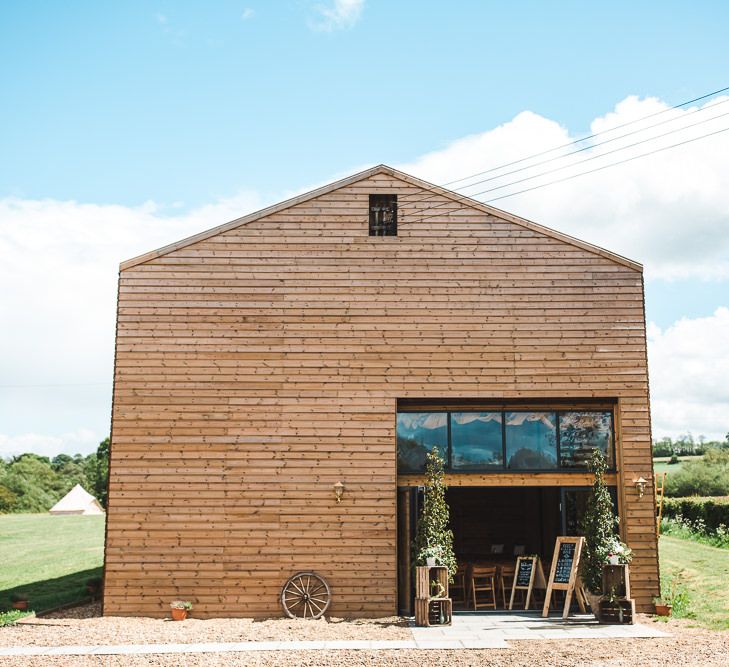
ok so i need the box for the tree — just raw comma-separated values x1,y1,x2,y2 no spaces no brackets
413,447,457,580
93,437,110,507
0,484,17,512
579,449,618,594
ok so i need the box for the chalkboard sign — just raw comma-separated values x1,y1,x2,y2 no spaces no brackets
542,536,585,620
509,556,546,611
516,559,534,587
554,542,576,584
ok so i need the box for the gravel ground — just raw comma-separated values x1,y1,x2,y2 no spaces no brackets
1,605,728,667
0,603,410,646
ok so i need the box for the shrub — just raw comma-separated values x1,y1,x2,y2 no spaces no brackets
668,454,680,465
580,449,620,594
663,450,729,497
662,497,729,537
661,515,729,549
413,447,457,580
0,610,32,627
659,570,693,618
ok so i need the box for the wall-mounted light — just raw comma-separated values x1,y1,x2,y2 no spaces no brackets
634,477,647,499
333,481,345,504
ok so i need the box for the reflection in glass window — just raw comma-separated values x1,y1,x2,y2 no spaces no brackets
559,412,614,468
451,412,503,469
396,412,448,472
505,412,558,469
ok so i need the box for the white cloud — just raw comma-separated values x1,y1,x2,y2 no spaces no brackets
2,92,728,456
648,308,729,440
241,8,255,20
309,0,364,31
0,191,264,458
397,95,729,281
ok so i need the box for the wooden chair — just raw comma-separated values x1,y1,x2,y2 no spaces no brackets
450,563,468,606
470,565,497,610
498,564,515,609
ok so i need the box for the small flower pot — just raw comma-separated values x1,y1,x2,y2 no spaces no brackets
426,557,436,567
171,607,188,621
608,555,620,565
12,600,29,611
654,603,672,617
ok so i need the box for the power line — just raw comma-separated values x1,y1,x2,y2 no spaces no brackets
408,124,729,224
402,112,729,222
401,97,729,208
417,84,729,193
460,108,729,199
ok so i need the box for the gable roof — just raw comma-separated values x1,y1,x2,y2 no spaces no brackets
120,164,641,272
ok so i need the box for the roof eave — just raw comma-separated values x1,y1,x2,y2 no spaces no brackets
120,163,642,273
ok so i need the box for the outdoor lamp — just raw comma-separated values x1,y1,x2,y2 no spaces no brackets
333,481,345,503
634,477,647,499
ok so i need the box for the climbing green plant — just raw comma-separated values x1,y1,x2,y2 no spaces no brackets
580,448,619,593
413,447,457,580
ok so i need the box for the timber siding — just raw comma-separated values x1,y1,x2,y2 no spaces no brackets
104,165,658,617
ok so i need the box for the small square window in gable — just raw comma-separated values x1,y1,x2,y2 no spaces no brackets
369,194,397,236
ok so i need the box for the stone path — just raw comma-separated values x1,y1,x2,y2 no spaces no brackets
0,613,669,656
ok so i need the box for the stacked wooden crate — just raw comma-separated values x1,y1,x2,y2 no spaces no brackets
599,565,635,624
414,566,452,627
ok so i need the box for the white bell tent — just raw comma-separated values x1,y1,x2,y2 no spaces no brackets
49,484,105,515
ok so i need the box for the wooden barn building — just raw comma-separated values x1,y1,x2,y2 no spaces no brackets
104,165,659,618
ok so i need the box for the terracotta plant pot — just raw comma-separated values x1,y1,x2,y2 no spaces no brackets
654,603,673,617
171,607,188,621
12,600,29,611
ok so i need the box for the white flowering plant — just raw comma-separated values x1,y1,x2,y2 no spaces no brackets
605,537,633,564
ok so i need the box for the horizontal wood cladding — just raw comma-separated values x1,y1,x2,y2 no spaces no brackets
105,171,658,618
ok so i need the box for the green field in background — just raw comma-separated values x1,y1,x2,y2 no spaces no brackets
0,514,105,613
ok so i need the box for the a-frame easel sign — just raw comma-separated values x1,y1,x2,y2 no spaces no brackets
509,555,546,610
542,536,585,619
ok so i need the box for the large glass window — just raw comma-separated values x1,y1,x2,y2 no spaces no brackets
504,412,558,470
559,411,614,468
396,412,448,473
451,412,503,469
396,408,615,473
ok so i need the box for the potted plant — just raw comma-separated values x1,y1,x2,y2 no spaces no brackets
653,597,673,617
170,600,193,621
11,592,29,611
86,576,103,598
579,449,625,620
430,580,446,599
654,570,687,618
421,545,444,568
605,537,632,566
413,448,457,580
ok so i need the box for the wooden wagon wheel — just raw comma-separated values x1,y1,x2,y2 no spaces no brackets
281,571,331,619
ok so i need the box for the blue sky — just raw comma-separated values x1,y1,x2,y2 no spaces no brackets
1,1,728,455
2,1,728,209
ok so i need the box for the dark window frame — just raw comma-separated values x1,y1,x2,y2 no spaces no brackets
369,194,397,236
396,408,616,474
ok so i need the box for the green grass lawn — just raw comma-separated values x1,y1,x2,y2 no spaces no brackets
653,455,702,476
659,534,729,630
0,514,105,613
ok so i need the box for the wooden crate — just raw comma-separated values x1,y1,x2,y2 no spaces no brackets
415,566,449,599
414,597,452,627
602,565,630,599
599,599,635,625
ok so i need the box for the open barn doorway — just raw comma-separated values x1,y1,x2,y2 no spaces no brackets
397,485,600,615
